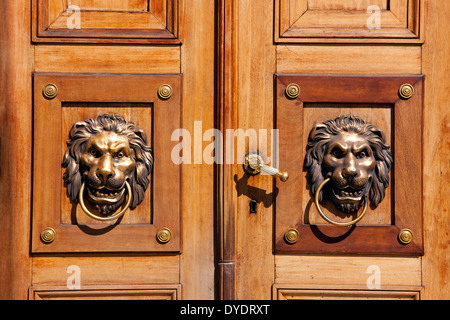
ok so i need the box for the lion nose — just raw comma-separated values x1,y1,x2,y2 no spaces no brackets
342,154,358,178
97,155,114,182
343,166,357,178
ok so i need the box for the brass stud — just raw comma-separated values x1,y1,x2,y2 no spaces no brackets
284,229,299,244
158,84,173,100
157,228,172,244
42,84,58,100
399,228,413,245
399,84,414,99
285,83,300,99
40,227,56,244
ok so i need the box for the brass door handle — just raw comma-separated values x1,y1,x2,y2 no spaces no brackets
243,153,289,182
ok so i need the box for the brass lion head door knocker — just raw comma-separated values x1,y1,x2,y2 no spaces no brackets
62,114,153,221
303,115,393,226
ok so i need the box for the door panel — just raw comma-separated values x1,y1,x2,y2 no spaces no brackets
275,0,423,43
33,0,179,43
275,74,424,255
221,0,435,300
7,0,215,300
273,285,421,300
30,285,181,300
32,73,181,253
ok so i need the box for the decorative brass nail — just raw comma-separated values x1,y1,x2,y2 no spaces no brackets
158,84,173,100
42,84,58,99
285,83,300,99
399,84,414,99
40,227,56,244
284,229,299,244
157,228,172,244
399,229,413,245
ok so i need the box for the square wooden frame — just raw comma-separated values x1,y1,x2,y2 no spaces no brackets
32,0,181,44
275,0,424,44
32,73,182,253
275,74,424,255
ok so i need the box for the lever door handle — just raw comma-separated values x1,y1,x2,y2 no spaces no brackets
243,153,289,182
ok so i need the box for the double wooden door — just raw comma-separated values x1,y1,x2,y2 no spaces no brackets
0,0,448,300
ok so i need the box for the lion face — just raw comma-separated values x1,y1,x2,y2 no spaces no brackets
81,131,136,215
304,115,393,214
62,114,153,217
322,132,376,213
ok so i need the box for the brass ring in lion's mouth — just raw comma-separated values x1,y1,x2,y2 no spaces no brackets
314,178,368,227
86,185,126,205
79,181,132,221
330,181,370,204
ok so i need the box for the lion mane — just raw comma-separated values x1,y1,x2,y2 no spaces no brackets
303,115,393,207
62,114,153,210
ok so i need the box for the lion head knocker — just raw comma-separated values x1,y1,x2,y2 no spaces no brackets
303,115,393,226
62,114,153,221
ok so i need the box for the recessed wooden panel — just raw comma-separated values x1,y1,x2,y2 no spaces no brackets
60,103,153,226
308,0,388,11
273,285,421,300
32,73,182,253
68,0,148,11
32,0,180,43
30,285,181,300
275,0,423,43
275,74,424,255
302,103,393,226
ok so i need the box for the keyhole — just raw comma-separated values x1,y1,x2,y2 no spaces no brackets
250,200,257,214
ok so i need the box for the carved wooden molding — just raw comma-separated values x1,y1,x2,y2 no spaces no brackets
216,0,239,300
275,0,424,43
30,285,181,300
32,0,181,44
273,285,422,300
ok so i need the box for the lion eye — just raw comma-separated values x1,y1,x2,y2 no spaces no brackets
113,151,125,159
331,148,344,159
356,150,369,159
89,148,101,158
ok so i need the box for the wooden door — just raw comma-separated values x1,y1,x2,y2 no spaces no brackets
0,0,448,301
0,0,215,300
217,0,449,300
